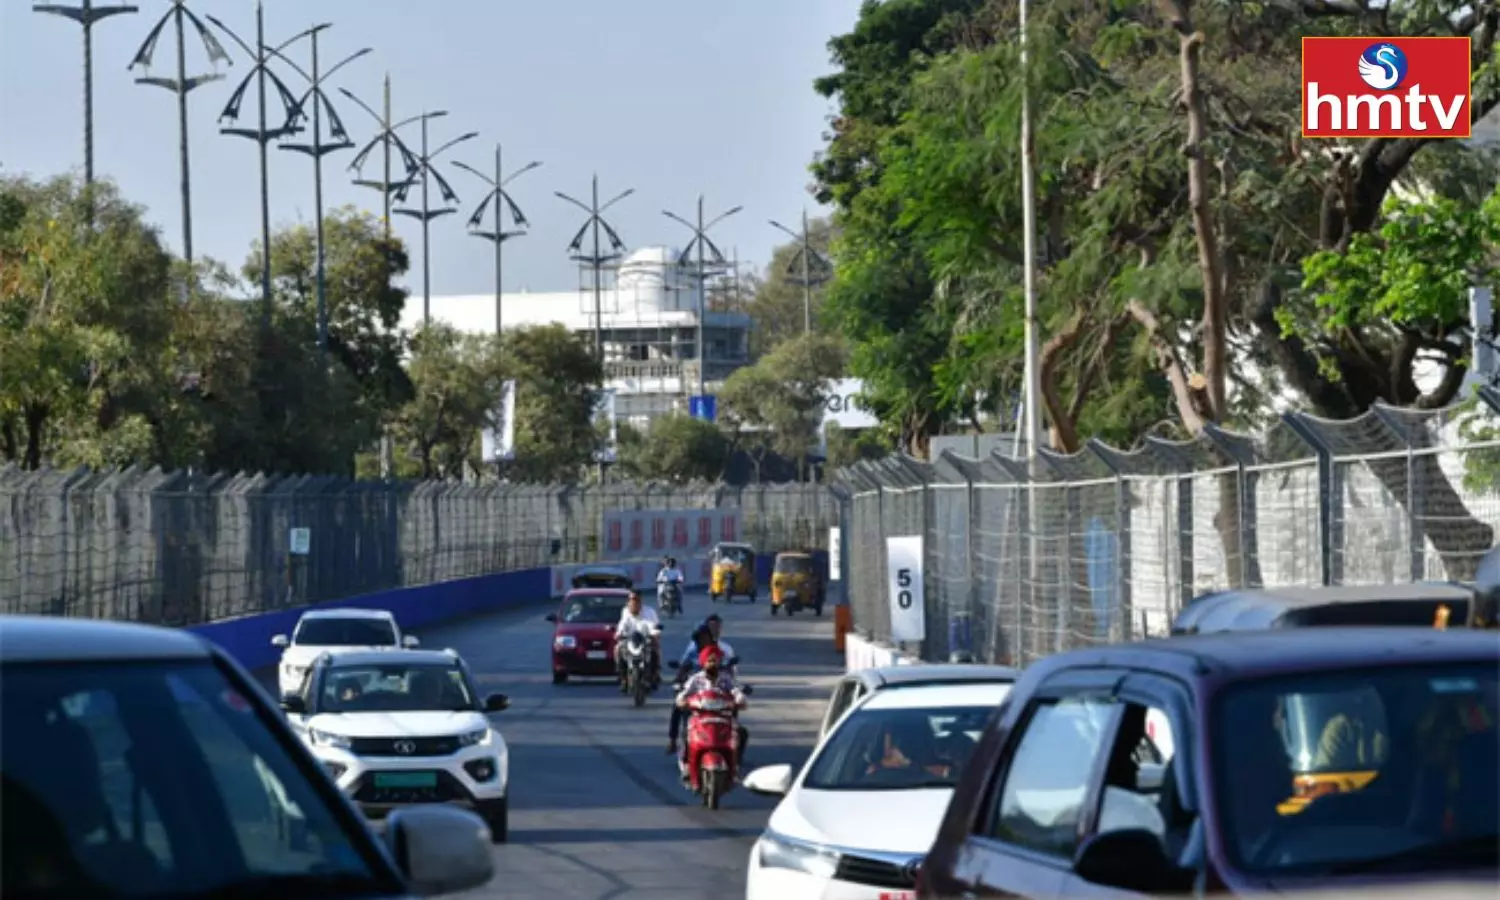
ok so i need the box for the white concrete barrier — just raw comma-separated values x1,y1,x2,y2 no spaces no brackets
844,631,919,673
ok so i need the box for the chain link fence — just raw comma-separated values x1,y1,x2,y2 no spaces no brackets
0,467,842,626
836,396,1500,666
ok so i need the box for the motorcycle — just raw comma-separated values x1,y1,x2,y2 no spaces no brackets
659,580,683,618
678,669,752,809
622,631,655,707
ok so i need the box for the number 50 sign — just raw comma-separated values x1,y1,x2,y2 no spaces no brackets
886,536,926,643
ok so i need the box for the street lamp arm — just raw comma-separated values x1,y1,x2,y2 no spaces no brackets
321,47,372,82
662,210,696,232
203,15,255,63
274,22,328,56
451,160,496,186
501,160,542,185
600,187,634,212
768,219,799,241
337,87,382,124
261,41,310,83
393,109,446,132
705,205,743,230
554,191,592,215
430,131,479,162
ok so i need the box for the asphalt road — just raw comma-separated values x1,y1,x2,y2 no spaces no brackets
399,590,841,900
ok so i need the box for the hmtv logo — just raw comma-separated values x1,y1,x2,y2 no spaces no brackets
1302,37,1471,138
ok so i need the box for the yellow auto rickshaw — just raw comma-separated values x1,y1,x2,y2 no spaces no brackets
709,542,756,604
770,551,823,617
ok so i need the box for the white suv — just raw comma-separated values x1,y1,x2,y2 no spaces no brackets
272,609,417,697
280,648,512,842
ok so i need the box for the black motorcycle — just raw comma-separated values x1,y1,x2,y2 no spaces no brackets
622,631,655,707
659,580,683,618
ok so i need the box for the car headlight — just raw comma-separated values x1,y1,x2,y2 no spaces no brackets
308,728,351,749
554,635,577,649
756,831,839,879
458,727,491,747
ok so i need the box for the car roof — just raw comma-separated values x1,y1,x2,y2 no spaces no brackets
1174,584,1473,628
563,588,630,599
776,550,812,557
298,607,395,622
0,615,213,664
1032,627,1499,683
854,663,1022,690
575,564,629,574
858,681,1014,711
716,542,752,549
319,648,459,668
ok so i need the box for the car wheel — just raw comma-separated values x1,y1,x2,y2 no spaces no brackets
479,798,508,843
552,671,567,685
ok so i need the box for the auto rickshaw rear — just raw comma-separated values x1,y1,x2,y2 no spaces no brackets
770,551,822,616
709,542,756,604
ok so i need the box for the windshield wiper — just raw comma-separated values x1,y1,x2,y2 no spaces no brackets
163,872,389,900
1329,834,1500,874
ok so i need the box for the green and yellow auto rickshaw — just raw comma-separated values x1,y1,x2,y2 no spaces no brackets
771,551,823,617
709,542,756,604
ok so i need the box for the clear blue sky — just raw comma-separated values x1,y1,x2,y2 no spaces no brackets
0,0,862,294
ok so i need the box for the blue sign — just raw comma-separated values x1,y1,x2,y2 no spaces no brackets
690,395,717,422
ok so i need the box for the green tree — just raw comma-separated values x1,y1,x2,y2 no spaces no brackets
383,323,500,480
825,421,894,469
616,413,732,484
722,333,846,480
0,175,175,469
501,325,603,484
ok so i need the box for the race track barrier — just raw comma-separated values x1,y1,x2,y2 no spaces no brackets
844,630,919,673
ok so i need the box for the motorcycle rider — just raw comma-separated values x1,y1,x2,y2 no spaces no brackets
656,556,685,610
666,625,716,755
677,613,736,674
614,590,662,693
674,644,750,773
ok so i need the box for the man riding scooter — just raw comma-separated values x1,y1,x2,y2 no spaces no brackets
666,625,715,755
674,643,749,775
677,614,736,676
614,591,662,693
657,556,685,615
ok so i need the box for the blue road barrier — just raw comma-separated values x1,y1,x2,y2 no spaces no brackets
188,566,552,672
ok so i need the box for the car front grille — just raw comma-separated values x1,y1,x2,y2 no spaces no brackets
349,735,460,757
835,853,918,889
352,770,469,805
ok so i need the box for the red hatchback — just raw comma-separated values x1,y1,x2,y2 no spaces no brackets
546,589,630,684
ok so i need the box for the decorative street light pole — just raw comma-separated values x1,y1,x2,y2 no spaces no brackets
664,195,742,403
128,0,227,263
453,146,541,336
206,1,306,329
343,74,419,241
33,0,138,186
269,25,371,357
392,112,477,324
555,175,634,367
769,210,830,335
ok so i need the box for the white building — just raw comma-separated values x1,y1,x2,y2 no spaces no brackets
403,246,752,427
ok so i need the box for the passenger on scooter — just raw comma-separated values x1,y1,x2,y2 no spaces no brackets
656,556,685,609
614,591,662,693
675,644,749,770
666,625,715,755
678,613,736,676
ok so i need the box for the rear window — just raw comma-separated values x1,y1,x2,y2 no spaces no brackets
1284,599,1470,628
775,556,813,574
293,618,396,647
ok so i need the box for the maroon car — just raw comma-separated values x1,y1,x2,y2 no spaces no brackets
546,589,630,684
918,627,1498,898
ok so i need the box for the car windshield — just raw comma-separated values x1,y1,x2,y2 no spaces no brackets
1212,662,1498,876
319,663,475,713
802,704,995,791
293,618,396,647
775,555,813,575
1,658,390,899
562,595,626,624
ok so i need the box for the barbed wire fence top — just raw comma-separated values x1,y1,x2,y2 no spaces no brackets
835,397,1500,667
0,467,842,626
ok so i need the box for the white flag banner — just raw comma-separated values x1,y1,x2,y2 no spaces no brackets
482,379,517,462
594,389,618,462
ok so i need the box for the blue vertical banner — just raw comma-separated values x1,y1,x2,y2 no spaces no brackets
1085,518,1118,640
690,395,717,422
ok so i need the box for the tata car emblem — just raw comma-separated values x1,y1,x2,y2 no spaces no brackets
902,857,922,883
393,740,417,755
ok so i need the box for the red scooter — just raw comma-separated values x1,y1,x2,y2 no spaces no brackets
679,680,752,809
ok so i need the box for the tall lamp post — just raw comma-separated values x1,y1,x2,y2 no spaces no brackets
663,195,742,406
128,0,227,263
392,112,477,324
453,147,542,336
33,0,138,187
769,210,830,334
269,25,371,357
206,2,307,329
343,74,420,240
555,175,634,367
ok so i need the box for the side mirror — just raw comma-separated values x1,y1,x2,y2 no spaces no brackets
1073,829,1192,894
667,660,681,669
384,805,494,896
402,635,420,647
484,693,509,712
545,613,557,623
280,695,306,715
743,763,794,796
271,634,289,648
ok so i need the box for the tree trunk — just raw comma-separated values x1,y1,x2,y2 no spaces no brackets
23,402,47,470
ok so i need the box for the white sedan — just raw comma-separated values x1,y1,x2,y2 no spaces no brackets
271,608,417,697
743,681,1012,900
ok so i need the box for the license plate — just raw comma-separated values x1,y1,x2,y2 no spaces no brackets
373,772,436,789
586,650,608,660
879,894,914,900
784,592,798,600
